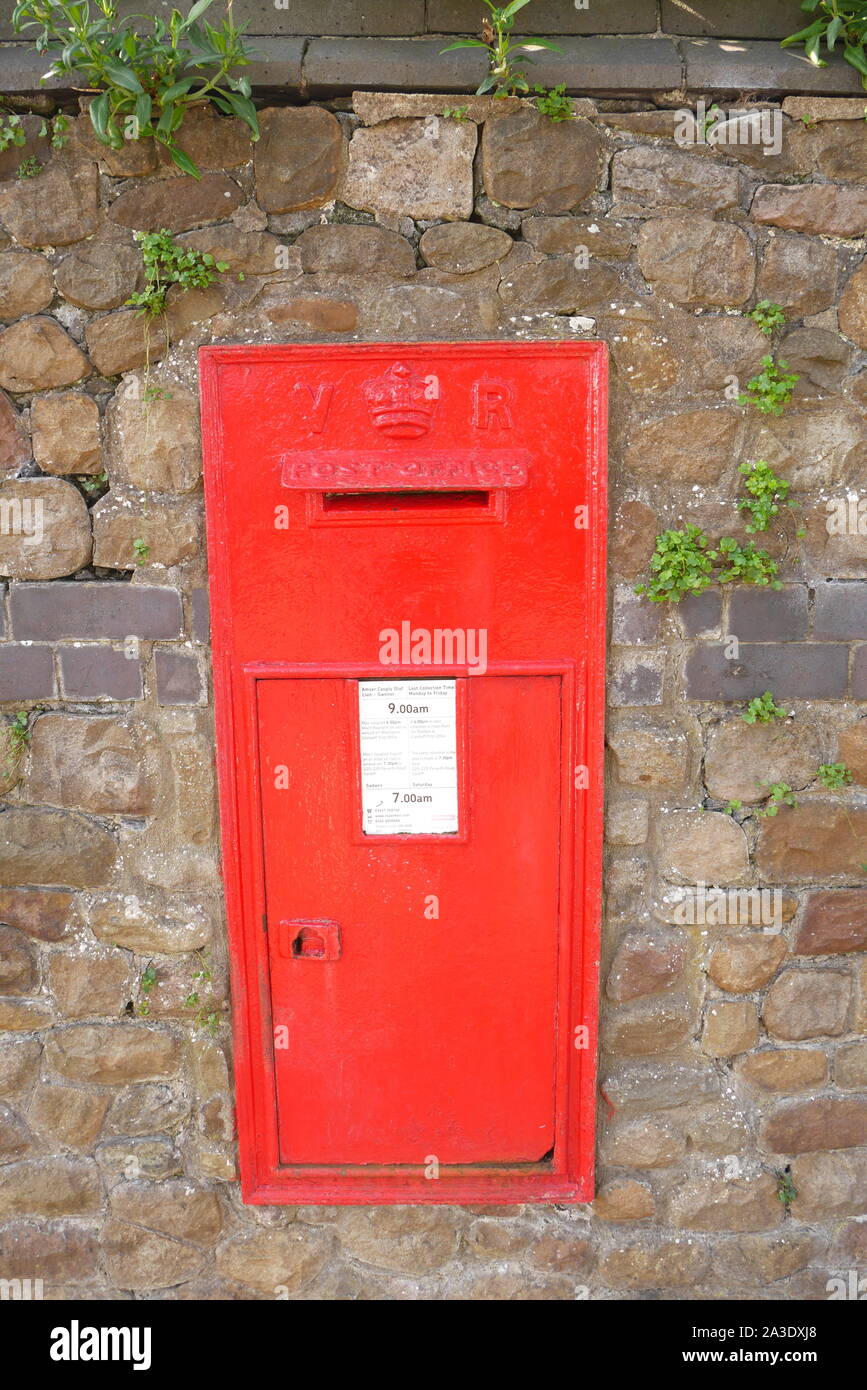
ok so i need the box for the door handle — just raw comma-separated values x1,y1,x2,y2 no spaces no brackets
278,919,342,960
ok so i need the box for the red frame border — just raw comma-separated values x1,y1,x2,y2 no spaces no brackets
199,342,608,1205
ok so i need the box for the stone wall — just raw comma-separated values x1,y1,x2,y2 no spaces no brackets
0,88,866,1300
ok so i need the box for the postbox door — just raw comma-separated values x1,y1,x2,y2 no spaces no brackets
257,672,562,1167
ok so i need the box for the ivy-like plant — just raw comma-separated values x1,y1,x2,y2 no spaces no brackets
742,691,789,725
737,460,793,533
533,83,573,120
756,782,798,816
0,113,26,152
745,300,786,337
715,537,781,588
817,761,853,789
739,356,800,415
635,526,781,602
127,228,228,317
12,0,258,177
441,0,562,97
782,0,867,89
634,525,715,602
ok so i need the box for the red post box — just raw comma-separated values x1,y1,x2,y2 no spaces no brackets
200,341,607,1204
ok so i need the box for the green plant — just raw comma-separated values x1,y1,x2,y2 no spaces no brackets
442,104,469,120
4,711,32,773
776,1166,797,1208
634,525,715,602
38,111,71,149
746,299,786,337
127,228,228,317
818,761,853,789
737,460,793,533
17,156,42,177
723,799,743,816
782,1,867,89
12,0,258,176
441,0,562,97
75,470,108,498
739,356,799,415
715,536,782,588
137,963,157,1016
132,537,150,564
0,112,26,151
757,782,797,816
533,83,573,120
742,691,789,725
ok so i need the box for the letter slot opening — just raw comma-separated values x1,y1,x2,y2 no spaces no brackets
319,490,495,519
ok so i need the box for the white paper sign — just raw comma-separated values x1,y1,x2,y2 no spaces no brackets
358,680,459,835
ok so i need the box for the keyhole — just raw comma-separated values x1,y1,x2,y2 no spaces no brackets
293,928,325,958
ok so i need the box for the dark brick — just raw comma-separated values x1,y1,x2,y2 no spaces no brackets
190,589,210,645
238,0,426,34
613,590,661,646
851,645,867,700
662,0,815,39
677,590,722,638
685,643,848,700
10,584,182,641
429,0,658,33
729,586,809,642
154,651,204,706
813,583,867,640
0,645,54,701
609,652,665,706
59,646,143,700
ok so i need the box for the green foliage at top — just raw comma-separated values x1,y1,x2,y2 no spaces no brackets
441,0,562,97
738,460,793,533
746,300,786,337
533,83,573,120
634,525,715,603
742,691,789,725
127,228,228,316
782,0,867,90
12,0,258,177
739,356,800,416
817,761,853,789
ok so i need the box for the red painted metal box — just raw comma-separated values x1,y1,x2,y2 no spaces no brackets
199,341,607,1204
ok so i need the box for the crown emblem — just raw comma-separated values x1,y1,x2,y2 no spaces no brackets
362,361,437,439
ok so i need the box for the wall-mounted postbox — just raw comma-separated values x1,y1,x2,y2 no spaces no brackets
200,341,607,1205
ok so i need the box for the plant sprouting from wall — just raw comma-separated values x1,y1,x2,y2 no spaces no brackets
739,356,799,415
742,691,789,725
635,526,781,602
127,228,228,317
737,461,794,534
782,1,867,90
745,300,786,337
756,782,798,816
817,761,853,789
12,0,258,177
441,1,562,97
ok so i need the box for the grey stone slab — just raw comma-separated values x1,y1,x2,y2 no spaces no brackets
427,0,659,35
683,38,864,96
662,1,810,40
303,37,487,96
304,35,682,96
